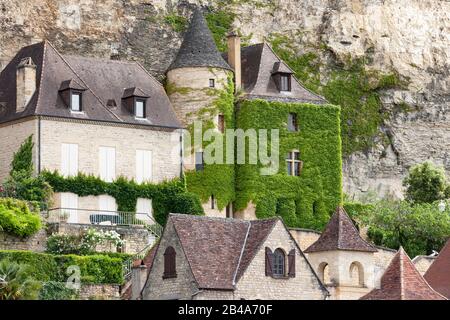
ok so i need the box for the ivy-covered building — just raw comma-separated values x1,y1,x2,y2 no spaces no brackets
167,9,342,229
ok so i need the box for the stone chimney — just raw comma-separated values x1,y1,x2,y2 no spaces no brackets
16,57,36,113
227,31,241,91
131,261,148,300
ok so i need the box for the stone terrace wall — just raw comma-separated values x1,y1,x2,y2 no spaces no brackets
0,228,48,252
78,284,121,300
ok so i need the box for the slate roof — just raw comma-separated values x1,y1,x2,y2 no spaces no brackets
424,238,450,299
360,247,447,300
223,42,327,104
0,41,181,128
167,9,231,72
304,207,378,253
168,214,279,290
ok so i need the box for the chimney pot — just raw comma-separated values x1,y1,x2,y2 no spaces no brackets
227,31,242,92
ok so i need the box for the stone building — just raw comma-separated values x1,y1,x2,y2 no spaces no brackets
0,41,182,226
303,207,378,300
360,247,446,300
424,238,450,299
140,214,329,300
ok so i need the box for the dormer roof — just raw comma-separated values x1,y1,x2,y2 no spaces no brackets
304,207,378,253
122,87,150,99
167,8,232,72
59,79,87,91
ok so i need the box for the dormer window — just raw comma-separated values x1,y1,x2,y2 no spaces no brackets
59,79,87,112
135,99,146,118
122,87,149,119
70,91,82,112
280,74,291,92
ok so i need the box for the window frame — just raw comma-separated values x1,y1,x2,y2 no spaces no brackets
286,150,302,176
272,248,286,277
209,79,215,88
195,151,204,171
134,98,146,119
287,113,298,132
279,74,291,92
70,90,83,112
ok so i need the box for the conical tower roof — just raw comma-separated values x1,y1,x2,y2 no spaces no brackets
167,8,232,72
361,247,446,300
304,207,377,253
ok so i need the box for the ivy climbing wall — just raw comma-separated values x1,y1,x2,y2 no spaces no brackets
235,99,342,230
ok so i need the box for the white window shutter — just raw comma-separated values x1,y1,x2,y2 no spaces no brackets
61,144,69,177
98,195,117,214
136,150,143,184
99,147,107,181
69,144,78,176
108,148,115,182
99,147,115,182
144,150,152,182
61,192,78,223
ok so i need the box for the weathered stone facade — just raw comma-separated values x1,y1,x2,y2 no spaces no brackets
0,228,47,252
412,255,436,276
289,228,321,252
78,283,121,300
142,219,199,300
0,118,38,181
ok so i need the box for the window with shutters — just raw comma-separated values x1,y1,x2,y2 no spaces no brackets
61,143,78,177
163,246,177,279
99,147,116,182
287,113,298,132
272,249,285,277
286,151,303,176
136,149,152,183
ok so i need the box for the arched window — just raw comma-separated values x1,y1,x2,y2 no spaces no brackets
163,246,177,279
319,262,331,285
272,249,285,276
349,261,364,287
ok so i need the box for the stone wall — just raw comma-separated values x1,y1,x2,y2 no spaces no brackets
373,246,397,287
289,228,321,252
412,255,436,275
50,222,154,254
234,221,328,300
0,228,47,252
78,284,121,300
0,118,38,181
142,219,199,300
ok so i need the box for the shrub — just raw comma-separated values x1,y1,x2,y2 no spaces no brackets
0,259,41,300
403,161,447,204
10,135,34,177
38,281,78,300
0,198,42,237
0,250,124,284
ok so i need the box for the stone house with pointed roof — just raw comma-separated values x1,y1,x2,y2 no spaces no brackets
360,247,446,300
141,214,329,300
0,40,182,227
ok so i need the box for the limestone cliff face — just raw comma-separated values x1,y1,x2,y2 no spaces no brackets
1,0,449,200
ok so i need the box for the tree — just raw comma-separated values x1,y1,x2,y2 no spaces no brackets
403,161,447,204
362,200,450,257
0,259,41,300
10,135,34,178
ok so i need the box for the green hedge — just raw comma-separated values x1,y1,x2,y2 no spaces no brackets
42,171,204,225
0,250,125,284
0,198,42,237
235,99,342,230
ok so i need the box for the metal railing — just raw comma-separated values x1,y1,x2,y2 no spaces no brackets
123,242,156,281
46,208,163,238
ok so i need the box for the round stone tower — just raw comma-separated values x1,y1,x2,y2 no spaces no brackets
166,8,234,127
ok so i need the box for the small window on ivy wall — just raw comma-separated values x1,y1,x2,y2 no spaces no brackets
209,79,215,88
70,91,82,112
218,114,225,133
288,113,298,132
195,151,204,171
280,74,291,92
211,195,215,209
135,99,145,118
286,151,303,176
